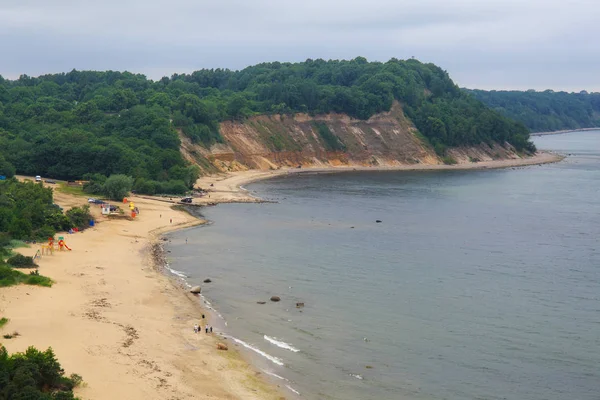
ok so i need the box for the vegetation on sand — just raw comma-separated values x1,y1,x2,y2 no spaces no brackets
0,345,82,399
0,266,53,287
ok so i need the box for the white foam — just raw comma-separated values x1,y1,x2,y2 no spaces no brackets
165,266,187,279
285,385,301,395
350,374,363,380
264,335,300,353
230,337,284,366
263,370,288,382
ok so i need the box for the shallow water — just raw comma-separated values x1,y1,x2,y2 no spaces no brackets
166,131,600,400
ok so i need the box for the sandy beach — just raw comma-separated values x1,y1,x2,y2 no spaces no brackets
0,150,563,399
0,192,283,400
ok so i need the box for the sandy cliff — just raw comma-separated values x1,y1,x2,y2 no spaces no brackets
181,102,528,174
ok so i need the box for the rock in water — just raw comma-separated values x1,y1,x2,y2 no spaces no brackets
270,296,281,302
376,220,382,223
296,302,305,308
257,301,266,305
217,343,228,350
190,286,202,294
203,278,212,283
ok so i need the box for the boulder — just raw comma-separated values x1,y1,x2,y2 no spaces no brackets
190,286,202,294
257,301,266,305
296,302,305,308
376,220,382,223
270,296,281,302
217,343,228,351
203,278,212,283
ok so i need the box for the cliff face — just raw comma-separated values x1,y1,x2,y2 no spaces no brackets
181,102,524,174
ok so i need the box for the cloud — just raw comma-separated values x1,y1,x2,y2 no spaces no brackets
0,0,598,91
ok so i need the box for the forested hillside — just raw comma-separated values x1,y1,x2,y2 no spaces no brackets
0,58,535,192
467,89,600,132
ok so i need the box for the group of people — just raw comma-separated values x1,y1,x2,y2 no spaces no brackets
194,324,213,334
193,313,213,334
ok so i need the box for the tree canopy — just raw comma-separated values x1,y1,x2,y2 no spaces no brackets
0,58,536,187
0,345,81,399
466,89,600,133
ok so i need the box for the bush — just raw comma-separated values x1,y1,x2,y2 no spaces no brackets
0,265,53,287
83,173,107,194
102,174,133,200
66,205,92,230
0,345,82,399
7,254,37,268
442,156,458,165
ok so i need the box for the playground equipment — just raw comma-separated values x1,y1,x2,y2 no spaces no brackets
57,236,71,251
41,244,53,256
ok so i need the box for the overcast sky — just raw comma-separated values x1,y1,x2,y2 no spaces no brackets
0,0,598,91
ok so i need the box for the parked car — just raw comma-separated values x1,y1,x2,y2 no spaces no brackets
45,179,56,184
35,175,42,182
180,197,193,204
88,198,104,204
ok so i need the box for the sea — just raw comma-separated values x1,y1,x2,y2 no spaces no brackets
165,130,600,400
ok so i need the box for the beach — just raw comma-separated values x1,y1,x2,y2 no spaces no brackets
0,149,562,399
0,191,283,400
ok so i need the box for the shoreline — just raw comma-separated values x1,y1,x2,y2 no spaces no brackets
1,150,564,399
192,151,564,204
1,192,285,399
531,127,600,136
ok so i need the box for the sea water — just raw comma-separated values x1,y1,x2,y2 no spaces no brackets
165,130,600,400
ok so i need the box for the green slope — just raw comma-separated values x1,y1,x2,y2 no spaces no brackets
466,89,600,133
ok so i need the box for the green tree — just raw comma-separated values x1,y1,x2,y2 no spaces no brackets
102,174,133,200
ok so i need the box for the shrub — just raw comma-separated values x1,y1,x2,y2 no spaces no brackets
0,265,53,287
0,345,82,398
102,174,133,200
66,205,92,230
442,156,458,165
0,317,8,328
7,254,37,268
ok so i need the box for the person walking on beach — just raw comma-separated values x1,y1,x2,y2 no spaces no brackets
210,326,213,333
170,218,172,224
202,314,205,319
205,326,209,333
193,324,198,333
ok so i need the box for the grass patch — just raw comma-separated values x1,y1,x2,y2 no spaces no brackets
0,317,8,328
312,121,346,151
413,130,433,147
0,266,53,287
58,182,85,196
6,240,30,249
442,156,458,165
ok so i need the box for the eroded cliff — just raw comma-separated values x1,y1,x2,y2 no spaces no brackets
181,102,525,174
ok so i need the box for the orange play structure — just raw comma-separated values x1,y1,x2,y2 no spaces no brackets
58,238,71,251
47,236,72,252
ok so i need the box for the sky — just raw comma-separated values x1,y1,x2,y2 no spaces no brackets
0,0,598,91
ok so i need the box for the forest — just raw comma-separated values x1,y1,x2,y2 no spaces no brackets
0,58,536,194
467,89,600,133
